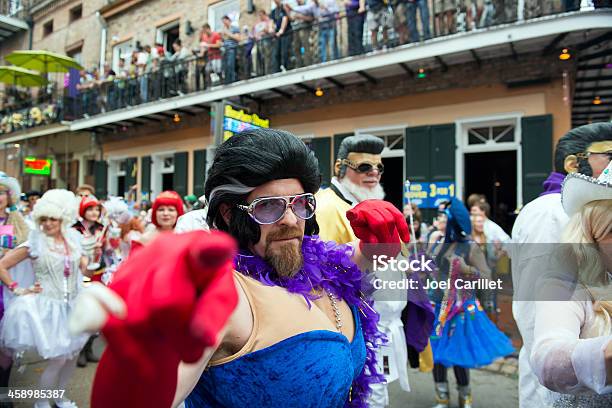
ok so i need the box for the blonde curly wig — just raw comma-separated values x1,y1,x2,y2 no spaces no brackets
32,189,79,228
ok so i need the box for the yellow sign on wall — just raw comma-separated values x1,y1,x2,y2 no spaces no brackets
223,105,269,140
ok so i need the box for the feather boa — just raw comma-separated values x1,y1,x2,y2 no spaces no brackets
234,235,385,408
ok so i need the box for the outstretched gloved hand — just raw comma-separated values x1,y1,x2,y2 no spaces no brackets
346,199,410,258
70,230,238,408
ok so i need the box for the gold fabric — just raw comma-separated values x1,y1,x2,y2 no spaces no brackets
314,188,356,245
419,340,434,372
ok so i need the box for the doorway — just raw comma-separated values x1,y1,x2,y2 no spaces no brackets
464,150,517,233
157,21,180,54
162,173,174,191
117,175,126,197
380,156,404,211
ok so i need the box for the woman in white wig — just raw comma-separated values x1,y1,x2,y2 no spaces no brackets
530,161,612,407
0,189,90,408
0,172,31,397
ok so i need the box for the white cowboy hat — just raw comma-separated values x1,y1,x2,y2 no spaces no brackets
0,171,21,200
561,161,612,215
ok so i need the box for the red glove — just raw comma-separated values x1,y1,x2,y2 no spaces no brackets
91,230,238,408
346,200,410,257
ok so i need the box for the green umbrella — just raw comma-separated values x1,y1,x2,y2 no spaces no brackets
0,66,48,87
5,50,83,74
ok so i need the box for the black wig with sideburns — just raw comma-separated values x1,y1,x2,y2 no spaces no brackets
554,123,612,176
205,128,321,249
336,134,385,178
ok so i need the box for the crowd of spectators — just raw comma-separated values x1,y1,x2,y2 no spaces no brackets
4,0,592,119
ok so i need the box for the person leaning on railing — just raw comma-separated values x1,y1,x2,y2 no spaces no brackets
367,0,393,49
288,0,316,68
253,9,275,76
220,16,243,84
407,0,432,42
199,23,223,88
345,0,367,55
166,39,192,95
271,0,292,72
288,0,340,64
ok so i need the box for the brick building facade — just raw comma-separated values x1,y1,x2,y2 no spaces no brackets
30,0,105,70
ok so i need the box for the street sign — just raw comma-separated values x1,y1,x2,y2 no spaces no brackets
404,181,455,208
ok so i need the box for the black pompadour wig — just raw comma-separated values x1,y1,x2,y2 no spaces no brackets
337,134,385,177
205,128,321,249
554,123,612,175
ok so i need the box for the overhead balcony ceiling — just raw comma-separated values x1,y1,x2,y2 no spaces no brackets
0,14,28,42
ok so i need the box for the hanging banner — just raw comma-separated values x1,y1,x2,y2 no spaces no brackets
404,181,455,209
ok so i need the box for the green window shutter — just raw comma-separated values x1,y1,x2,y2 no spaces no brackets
405,124,456,222
173,151,188,197
307,137,331,187
521,115,553,205
405,126,432,183
124,157,137,196
141,156,151,199
193,149,207,197
333,133,353,162
430,124,456,182
93,161,108,199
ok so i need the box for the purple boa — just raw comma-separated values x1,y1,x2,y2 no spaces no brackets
234,235,385,408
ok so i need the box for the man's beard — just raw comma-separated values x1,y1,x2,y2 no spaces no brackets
340,177,385,202
264,225,304,278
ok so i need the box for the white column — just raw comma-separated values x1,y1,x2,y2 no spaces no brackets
517,0,525,22
580,0,595,11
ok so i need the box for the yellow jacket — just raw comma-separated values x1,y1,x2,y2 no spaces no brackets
314,188,357,245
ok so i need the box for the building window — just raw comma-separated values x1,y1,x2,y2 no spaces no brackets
156,20,180,55
162,156,174,170
208,0,240,32
43,20,54,37
8,0,23,16
467,124,515,146
67,47,83,65
69,4,83,22
112,40,134,73
86,159,95,176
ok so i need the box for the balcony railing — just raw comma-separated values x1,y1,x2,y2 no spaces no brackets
0,3,601,135
0,89,62,135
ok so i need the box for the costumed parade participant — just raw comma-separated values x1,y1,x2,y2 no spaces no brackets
0,189,89,408
404,203,430,247
72,196,106,368
316,134,434,407
530,161,612,406
140,191,184,241
316,135,386,243
511,122,612,407
0,173,31,398
467,195,510,245
22,190,41,230
73,196,106,282
175,195,209,233
69,128,414,408
100,196,144,284
75,184,96,199
428,198,514,408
